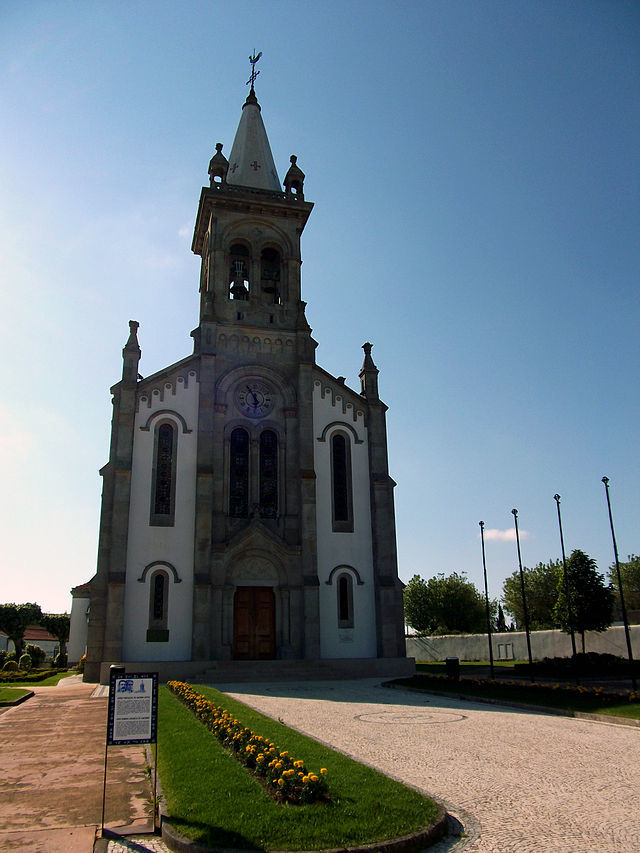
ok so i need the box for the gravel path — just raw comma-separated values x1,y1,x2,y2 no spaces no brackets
212,678,640,853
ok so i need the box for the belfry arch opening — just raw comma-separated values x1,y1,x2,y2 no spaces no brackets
229,243,250,300
260,247,281,304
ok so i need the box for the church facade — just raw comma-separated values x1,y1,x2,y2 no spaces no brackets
83,83,407,683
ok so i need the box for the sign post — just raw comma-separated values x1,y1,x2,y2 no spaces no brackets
102,668,159,835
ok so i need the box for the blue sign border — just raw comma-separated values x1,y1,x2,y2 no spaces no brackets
107,671,158,746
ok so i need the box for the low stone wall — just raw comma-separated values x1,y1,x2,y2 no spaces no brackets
406,625,640,662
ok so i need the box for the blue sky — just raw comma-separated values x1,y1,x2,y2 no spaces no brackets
1,1,638,615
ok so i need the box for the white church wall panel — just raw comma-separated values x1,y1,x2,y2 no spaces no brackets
122,373,199,660
313,379,377,658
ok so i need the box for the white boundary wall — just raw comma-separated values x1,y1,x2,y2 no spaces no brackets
407,625,640,662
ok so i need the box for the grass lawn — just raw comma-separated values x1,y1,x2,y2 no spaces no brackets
158,685,441,850
2,671,74,688
395,674,640,720
0,686,30,703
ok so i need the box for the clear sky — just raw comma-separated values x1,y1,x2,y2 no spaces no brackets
1,1,638,616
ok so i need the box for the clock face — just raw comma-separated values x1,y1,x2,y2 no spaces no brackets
235,381,274,418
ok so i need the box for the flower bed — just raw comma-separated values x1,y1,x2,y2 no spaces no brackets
167,681,329,804
397,672,640,706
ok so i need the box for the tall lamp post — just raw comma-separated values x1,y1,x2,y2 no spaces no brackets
602,477,637,691
512,508,534,678
553,494,579,684
479,521,495,679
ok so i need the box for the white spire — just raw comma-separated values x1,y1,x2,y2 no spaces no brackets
226,88,281,192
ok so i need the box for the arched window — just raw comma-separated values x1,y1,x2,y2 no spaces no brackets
229,428,249,517
260,247,281,304
229,243,250,300
147,569,169,642
337,572,354,628
259,430,278,518
150,422,176,526
331,432,353,532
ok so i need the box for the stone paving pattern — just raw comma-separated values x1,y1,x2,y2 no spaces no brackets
1,675,638,852
219,678,640,853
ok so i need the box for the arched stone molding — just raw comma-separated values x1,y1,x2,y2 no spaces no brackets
137,561,182,584
219,219,293,259
222,418,285,442
325,565,365,586
139,410,193,434
215,363,296,409
316,420,364,445
222,547,287,588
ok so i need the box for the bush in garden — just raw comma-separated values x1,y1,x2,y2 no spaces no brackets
76,654,86,673
6,651,16,661
18,653,32,671
53,652,67,669
25,644,46,668
2,660,19,672
0,650,6,667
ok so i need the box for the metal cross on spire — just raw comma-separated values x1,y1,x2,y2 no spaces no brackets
247,51,262,88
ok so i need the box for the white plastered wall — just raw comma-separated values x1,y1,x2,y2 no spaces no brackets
123,371,199,661
68,594,90,663
313,378,377,658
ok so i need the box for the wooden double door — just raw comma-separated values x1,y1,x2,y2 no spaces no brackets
233,586,276,660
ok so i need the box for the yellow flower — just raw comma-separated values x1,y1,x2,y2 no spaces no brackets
320,768,327,774
280,751,288,758
309,774,318,782
278,778,284,787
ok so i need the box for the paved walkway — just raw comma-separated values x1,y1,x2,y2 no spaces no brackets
1,676,638,852
217,678,640,853
0,675,151,852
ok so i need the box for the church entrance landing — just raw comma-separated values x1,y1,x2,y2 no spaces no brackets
233,586,276,660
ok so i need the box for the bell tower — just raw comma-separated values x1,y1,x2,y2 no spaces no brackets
191,80,314,354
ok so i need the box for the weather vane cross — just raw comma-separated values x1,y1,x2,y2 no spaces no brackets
247,51,262,88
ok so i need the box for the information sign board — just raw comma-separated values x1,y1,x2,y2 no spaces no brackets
107,672,158,746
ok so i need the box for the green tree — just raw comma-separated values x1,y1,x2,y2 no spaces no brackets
40,613,70,657
0,603,43,657
554,549,614,652
502,560,562,630
495,603,507,633
608,554,640,617
404,572,493,635
403,575,432,634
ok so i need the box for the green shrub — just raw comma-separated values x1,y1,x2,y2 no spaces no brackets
0,650,6,666
6,651,16,662
53,652,67,669
2,660,19,672
18,653,32,671
25,644,46,668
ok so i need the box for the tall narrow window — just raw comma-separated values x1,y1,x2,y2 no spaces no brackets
150,422,176,526
147,569,169,642
229,428,249,517
337,573,354,628
260,430,278,518
331,432,353,532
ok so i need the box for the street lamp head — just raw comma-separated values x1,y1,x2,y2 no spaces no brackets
602,476,609,486
479,520,484,529
511,508,518,517
554,493,561,503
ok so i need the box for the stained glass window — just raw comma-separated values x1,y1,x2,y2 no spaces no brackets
229,428,249,517
260,430,278,518
154,423,174,516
